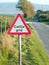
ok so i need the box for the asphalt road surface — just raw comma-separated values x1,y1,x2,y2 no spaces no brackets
32,22,49,55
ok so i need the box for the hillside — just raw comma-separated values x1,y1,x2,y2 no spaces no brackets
0,21,49,65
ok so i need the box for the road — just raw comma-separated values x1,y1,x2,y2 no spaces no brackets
32,22,49,55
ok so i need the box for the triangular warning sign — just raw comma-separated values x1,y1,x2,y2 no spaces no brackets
8,14,31,35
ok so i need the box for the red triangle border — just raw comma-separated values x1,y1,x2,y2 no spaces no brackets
8,14,31,35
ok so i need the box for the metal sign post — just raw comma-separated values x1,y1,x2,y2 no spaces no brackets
18,35,22,65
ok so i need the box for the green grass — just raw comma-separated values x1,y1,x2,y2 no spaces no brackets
42,22,49,25
39,21,49,25
0,15,49,65
21,24,49,65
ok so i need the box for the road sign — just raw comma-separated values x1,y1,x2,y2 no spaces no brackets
8,13,31,65
8,14,31,35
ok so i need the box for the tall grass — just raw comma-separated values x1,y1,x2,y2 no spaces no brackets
0,15,49,65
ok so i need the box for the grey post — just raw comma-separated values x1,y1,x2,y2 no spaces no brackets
18,35,22,65
1,21,2,35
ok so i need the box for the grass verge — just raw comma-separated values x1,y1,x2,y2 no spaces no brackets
0,23,49,65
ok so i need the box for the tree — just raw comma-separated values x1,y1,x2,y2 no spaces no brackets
35,10,49,22
19,0,35,19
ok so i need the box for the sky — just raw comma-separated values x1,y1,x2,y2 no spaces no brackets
0,0,49,5
28,0,49,5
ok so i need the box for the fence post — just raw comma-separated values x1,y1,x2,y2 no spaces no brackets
5,17,7,32
1,21,2,34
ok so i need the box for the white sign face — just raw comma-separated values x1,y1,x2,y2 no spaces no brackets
8,14,31,34
10,17,28,33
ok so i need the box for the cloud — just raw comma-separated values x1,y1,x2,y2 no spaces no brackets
28,0,49,5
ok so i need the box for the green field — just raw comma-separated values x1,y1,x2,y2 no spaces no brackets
42,22,49,25
0,15,49,65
